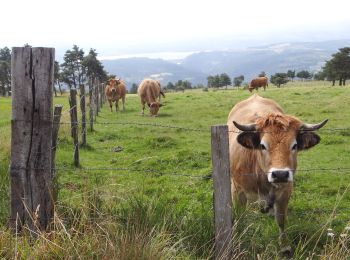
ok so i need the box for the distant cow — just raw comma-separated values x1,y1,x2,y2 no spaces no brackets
105,78,126,112
138,79,165,116
248,76,268,92
227,94,327,255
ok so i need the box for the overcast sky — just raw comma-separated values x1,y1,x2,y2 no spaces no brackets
1,0,350,58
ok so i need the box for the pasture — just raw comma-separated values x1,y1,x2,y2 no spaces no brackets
1,82,350,259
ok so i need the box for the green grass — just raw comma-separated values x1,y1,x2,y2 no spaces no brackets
1,82,350,259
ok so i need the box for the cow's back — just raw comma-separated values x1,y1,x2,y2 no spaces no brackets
250,77,268,88
138,79,160,103
118,81,127,98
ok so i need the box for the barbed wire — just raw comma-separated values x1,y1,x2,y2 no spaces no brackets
9,164,350,180
9,118,346,134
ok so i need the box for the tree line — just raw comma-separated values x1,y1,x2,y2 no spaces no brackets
0,45,111,97
1,46,349,96
314,47,350,86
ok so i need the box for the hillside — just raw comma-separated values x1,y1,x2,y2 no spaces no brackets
101,40,349,88
102,57,207,88
181,40,350,79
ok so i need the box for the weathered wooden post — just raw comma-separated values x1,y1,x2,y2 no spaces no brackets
52,104,63,175
52,104,62,201
10,47,55,231
79,84,86,146
69,89,79,167
99,82,103,109
101,83,105,104
89,78,94,131
95,78,100,115
211,125,233,259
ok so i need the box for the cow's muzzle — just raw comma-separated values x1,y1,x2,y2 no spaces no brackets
268,168,293,183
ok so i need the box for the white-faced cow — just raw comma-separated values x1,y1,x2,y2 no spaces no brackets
227,94,327,254
105,78,126,112
248,76,268,92
138,78,165,116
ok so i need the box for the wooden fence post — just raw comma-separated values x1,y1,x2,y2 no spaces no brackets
89,78,94,131
101,83,105,104
79,84,86,146
52,104,63,176
211,125,233,259
99,83,103,109
69,89,79,167
52,104,62,201
10,47,55,231
95,78,100,115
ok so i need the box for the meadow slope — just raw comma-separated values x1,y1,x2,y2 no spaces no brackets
1,82,350,259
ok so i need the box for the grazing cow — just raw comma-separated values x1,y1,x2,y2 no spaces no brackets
227,94,327,254
248,76,268,92
138,78,165,116
105,78,126,112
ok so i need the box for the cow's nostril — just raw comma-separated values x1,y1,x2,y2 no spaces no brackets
272,170,289,181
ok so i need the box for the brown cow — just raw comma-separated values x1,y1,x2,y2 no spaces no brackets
138,78,165,116
105,78,126,112
248,76,268,92
227,94,327,254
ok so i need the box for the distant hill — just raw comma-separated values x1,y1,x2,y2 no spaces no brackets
101,40,350,88
101,58,207,89
180,40,350,80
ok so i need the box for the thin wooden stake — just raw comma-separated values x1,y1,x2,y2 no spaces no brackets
52,104,63,176
79,84,86,146
52,104,62,201
69,89,79,167
89,78,94,131
95,78,100,115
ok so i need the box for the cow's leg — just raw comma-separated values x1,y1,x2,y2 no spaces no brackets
109,100,113,112
261,191,275,214
141,102,145,116
231,182,247,206
274,192,292,257
115,100,119,112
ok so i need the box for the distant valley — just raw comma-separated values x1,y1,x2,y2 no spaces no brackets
101,39,350,89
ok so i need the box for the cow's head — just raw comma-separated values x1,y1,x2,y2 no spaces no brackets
233,114,327,183
149,102,162,116
108,79,118,93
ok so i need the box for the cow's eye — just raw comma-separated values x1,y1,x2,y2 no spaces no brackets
260,144,267,150
292,143,297,150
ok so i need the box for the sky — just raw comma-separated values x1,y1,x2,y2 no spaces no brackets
1,0,350,59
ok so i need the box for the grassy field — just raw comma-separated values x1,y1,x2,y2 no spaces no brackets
1,81,350,259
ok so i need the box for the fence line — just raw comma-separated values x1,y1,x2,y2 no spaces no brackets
9,165,350,179
56,83,100,116
7,57,350,249
10,118,350,134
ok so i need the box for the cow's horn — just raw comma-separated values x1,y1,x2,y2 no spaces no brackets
300,119,328,131
233,121,256,131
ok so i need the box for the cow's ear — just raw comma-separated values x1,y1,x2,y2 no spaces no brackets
297,132,321,150
237,132,260,149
